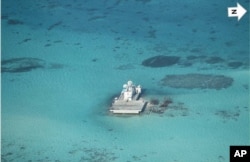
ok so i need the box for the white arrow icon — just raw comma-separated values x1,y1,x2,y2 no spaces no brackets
228,3,247,21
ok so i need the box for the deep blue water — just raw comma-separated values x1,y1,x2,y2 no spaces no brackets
1,0,249,162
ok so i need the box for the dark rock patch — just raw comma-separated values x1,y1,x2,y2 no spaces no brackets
209,30,216,34
192,29,197,33
53,40,63,43
88,16,106,21
22,38,31,42
159,97,173,108
142,55,180,67
1,58,46,73
68,147,118,161
165,102,189,117
5,152,13,156
209,37,217,41
148,97,189,117
7,19,23,25
160,74,233,90
150,97,173,114
1,57,65,73
147,29,156,38
44,43,51,47
242,84,249,90
214,109,240,122
92,58,98,62
18,38,32,44
225,41,235,47
227,61,243,69
205,56,224,64
149,98,160,105
47,21,62,31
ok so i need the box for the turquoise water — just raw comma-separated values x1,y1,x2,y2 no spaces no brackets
1,0,249,161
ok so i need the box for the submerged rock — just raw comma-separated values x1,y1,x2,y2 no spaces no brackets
205,56,224,64
1,57,64,73
1,58,46,73
7,19,23,25
227,61,243,69
142,55,180,67
160,74,233,90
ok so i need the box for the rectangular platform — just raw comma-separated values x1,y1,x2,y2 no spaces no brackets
110,100,147,114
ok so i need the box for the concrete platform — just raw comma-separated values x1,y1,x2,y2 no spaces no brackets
110,100,147,114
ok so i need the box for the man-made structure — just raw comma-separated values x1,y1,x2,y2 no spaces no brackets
110,81,147,114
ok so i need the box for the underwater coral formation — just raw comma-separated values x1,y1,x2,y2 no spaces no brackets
148,97,173,114
7,19,23,25
1,57,64,73
160,74,233,90
205,56,224,64
148,97,189,117
227,61,243,69
149,98,160,105
142,55,180,67
1,58,46,73
214,108,241,122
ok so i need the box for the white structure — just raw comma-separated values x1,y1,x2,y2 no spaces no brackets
110,80,146,114
121,81,141,101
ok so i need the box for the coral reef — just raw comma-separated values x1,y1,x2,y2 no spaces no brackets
182,55,247,70
214,109,240,122
142,55,180,67
1,57,64,73
159,97,173,107
205,56,224,64
148,97,172,114
148,97,189,117
7,19,23,25
1,58,46,73
227,61,243,69
69,147,117,162
47,21,62,31
165,102,189,117
160,74,233,90
149,98,159,105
